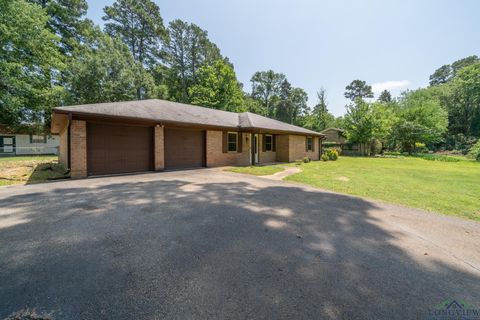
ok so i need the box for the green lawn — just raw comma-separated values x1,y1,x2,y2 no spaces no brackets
0,155,67,186
226,165,286,176
230,156,480,221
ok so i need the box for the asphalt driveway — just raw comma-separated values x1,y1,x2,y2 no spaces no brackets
1,169,479,319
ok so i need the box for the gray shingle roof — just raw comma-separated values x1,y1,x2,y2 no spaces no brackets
320,127,345,133
54,99,322,136
239,112,319,135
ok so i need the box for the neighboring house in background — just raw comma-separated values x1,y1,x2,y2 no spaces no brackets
320,127,360,155
51,99,325,178
321,128,347,145
0,127,59,156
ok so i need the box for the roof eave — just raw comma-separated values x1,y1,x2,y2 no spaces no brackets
53,108,324,136
53,109,241,131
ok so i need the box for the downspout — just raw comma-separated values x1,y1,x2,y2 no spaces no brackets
319,136,325,158
67,113,72,171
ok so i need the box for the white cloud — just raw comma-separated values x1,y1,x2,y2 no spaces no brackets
371,80,410,94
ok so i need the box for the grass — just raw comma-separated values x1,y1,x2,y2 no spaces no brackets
286,156,480,221
0,155,67,186
228,156,480,221
384,152,467,162
225,164,286,176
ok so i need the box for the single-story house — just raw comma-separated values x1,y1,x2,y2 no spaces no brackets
320,128,347,145
320,128,376,156
0,126,59,156
50,99,325,178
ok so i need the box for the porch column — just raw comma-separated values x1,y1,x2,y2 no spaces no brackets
154,125,165,171
70,120,87,178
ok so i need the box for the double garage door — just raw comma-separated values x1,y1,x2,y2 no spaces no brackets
87,123,205,176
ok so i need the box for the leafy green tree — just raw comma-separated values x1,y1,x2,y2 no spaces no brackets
377,90,392,103
448,62,480,137
391,88,448,153
451,55,480,74
250,70,285,117
332,116,346,129
103,0,167,67
148,63,170,99
289,87,309,125
189,59,245,112
0,0,65,129
371,102,397,149
274,79,293,123
163,19,222,103
243,95,264,114
429,65,452,86
270,79,309,124
28,0,89,52
343,99,376,155
344,79,374,101
64,30,157,104
391,120,428,154
429,55,479,86
310,88,335,130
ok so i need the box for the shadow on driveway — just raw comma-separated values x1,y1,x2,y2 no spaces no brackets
0,176,479,319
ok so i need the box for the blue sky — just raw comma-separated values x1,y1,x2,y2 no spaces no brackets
86,0,480,116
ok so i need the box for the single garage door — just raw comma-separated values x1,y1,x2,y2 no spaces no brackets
87,123,153,176
164,127,205,169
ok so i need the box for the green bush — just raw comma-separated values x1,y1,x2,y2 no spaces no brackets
321,154,329,161
445,134,477,154
324,148,339,161
322,142,339,149
412,154,460,162
415,142,428,153
331,146,342,156
371,139,383,155
468,140,480,161
303,157,311,163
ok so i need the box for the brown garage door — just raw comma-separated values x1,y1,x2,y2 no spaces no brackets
87,123,153,176
164,127,205,169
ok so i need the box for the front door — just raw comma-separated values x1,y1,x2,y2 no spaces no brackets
252,134,259,164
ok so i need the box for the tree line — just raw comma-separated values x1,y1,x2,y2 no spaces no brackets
337,56,480,155
1,0,478,157
0,0,339,133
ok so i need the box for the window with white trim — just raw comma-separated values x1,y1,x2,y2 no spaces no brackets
227,132,237,152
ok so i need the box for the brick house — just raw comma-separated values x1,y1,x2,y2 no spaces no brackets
50,99,325,178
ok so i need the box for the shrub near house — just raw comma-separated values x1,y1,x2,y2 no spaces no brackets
468,140,480,161
321,148,339,161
